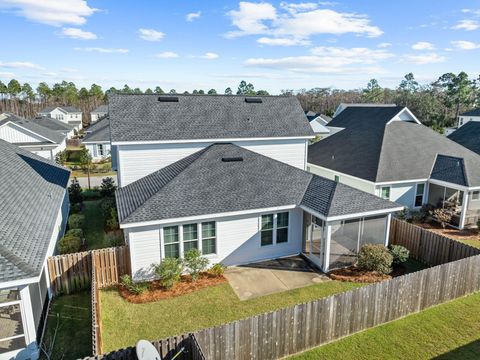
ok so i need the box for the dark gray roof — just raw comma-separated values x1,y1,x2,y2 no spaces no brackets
40,106,81,113
92,104,108,113
0,140,70,283
116,143,400,224
0,114,66,144
83,116,110,143
34,116,74,133
460,109,480,117
328,106,405,128
448,122,480,155
109,94,314,142
431,155,468,187
309,117,480,186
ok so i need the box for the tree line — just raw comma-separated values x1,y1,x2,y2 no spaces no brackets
0,72,478,130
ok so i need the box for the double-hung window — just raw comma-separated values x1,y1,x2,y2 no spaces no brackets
163,226,179,258
261,212,289,246
261,214,274,246
201,222,216,255
276,212,289,243
381,186,390,200
97,144,104,156
183,224,198,252
415,184,425,207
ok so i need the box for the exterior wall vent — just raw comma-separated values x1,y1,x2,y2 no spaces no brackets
158,96,179,102
222,157,244,162
245,97,262,103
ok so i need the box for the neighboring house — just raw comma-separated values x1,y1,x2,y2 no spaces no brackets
33,116,75,139
38,106,82,130
0,140,70,360
0,113,67,160
90,104,108,123
111,94,402,281
457,108,480,128
308,104,480,229
448,121,480,156
82,116,113,162
305,111,331,137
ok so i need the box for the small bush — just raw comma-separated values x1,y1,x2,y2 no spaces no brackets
154,257,183,289
100,177,117,198
209,263,226,277
70,203,81,214
66,228,83,239
105,231,124,247
105,208,119,231
68,214,85,229
120,275,148,295
410,210,423,223
389,245,409,265
396,208,408,221
183,249,209,281
68,178,83,204
100,197,116,218
58,234,82,254
357,244,393,275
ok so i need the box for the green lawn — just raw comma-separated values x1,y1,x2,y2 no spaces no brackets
290,292,480,360
100,281,364,352
457,239,480,249
83,200,107,250
41,292,92,359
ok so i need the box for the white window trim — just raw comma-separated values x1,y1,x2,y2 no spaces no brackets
414,183,426,208
472,191,480,201
259,211,290,247
380,186,391,200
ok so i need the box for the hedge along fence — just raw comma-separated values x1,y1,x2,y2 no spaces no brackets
389,218,480,265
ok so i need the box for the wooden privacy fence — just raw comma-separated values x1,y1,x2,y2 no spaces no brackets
92,254,102,356
389,218,480,265
47,246,131,295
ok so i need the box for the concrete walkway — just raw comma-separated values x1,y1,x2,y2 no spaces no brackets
225,256,330,300
72,174,117,188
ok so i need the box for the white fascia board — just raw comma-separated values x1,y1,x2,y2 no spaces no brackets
300,205,404,223
307,163,376,185
112,136,314,146
387,107,421,125
3,121,56,144
375,178,429,186
0,276,39,289
120,205,297,229
427,178,480,191
82,140,110,144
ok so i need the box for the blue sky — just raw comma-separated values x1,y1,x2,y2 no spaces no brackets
0,0,479,93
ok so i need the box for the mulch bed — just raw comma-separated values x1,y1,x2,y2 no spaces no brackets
416,222,480,243
119,273,227,304
328,264,409,283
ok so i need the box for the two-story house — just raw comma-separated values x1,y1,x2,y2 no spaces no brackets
82,116,112,162
90,104,108,123
308,104,480,229
38,106,83,130
111,94,402,280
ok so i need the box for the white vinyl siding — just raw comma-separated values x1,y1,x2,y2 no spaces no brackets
128,228,161,281
0,123,47,143
117,139,308,185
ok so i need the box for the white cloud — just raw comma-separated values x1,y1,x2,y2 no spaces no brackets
461,9,480,16
138,28,165,41
451,40,480,50
199,52,219,59
0,0,97,26
452,19,479,31
0,71,15,78
402,53,446,65
61,67,79,73
74,47,129,53
0,61,44,69
61,27,97,40
186,11,201,22
226,1,382,45
257,37,309,46
377,42,392,48
155,51,179,58
245,46,392,73
412,41,435,50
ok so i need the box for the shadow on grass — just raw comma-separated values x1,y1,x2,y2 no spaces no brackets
433,339,480,360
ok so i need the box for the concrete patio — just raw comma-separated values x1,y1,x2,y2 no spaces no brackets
225,256,330,300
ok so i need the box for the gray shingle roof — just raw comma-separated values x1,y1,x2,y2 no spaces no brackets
83,116,110,143
309,115,480,186
92,104,108,113
40,106,81,113
431,155,468,186
109,94,314,142
34,116,74,133
448,122,480,155
460,109,480,117
328,106,405,128
0,140,70,283
116,143,401,224
0,114,66,144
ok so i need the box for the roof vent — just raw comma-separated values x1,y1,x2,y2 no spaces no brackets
245,97,262,103
158,96,179,102
222,157,244,162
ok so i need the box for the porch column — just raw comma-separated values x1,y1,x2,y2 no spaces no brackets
459,191,469,230
323,224,332,273
384,213,392,246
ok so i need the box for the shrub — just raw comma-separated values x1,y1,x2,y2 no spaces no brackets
120,275,148,295
105,231,124,247
105,208,119,231
209,263,226,277
68,178,83,204
82,189,102,201
55,150,68,165
58,234,82,254
183,249,209,281
410,210,423,223
66,228,83,239
396,208,408,221
68,214,85,229
389,245,409,265
154,257,183,289
70,203,81,214
357,244,393,275
100,197,116,218
100,177,117,198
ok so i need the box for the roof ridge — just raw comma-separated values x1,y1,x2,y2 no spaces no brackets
373,120,390,182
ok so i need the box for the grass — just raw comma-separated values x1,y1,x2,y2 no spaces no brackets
290,292,480,360
83,200,108,250
457,239,480,249
42,292,91,359
100,281,364,352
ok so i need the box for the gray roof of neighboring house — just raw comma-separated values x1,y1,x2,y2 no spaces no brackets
116,143,400,224
40,106,81,113
0,114,66,144
431,155,468,187
308,110,480,187
460,109,480,117
328,106,405,128
92,104,108,113
83,116,110,143
448,122,480,155
34,116,74,133
0,140,70,283
109,94,314,142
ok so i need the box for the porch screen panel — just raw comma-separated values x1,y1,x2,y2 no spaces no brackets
0,298,26,355
360,215,387,248
329,219,361,269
